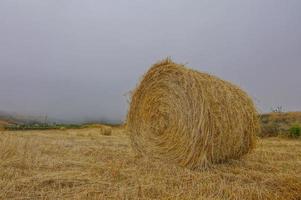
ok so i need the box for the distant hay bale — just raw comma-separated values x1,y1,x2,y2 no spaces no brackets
100,125,112,136
126,59,260,169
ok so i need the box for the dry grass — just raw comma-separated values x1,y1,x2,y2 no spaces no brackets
0,128,300,200
127,59,259,169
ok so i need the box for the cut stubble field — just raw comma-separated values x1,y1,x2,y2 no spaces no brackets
0,128,300,200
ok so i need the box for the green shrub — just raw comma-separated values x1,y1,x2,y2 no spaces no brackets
289,123,301,138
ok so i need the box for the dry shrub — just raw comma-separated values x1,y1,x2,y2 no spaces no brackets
100,125,112,136
126,59,260,169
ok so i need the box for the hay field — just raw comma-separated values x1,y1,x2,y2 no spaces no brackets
0,128,301,200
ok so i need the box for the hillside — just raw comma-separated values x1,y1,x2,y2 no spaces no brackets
260,112,301,137
0,120,10,128
0,119,14,130
0,110,45,124
0,120,9,126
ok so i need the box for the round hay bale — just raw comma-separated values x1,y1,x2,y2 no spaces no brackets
100,125,112,136
126,59,260,169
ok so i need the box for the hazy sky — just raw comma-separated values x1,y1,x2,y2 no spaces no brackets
0,0,300,122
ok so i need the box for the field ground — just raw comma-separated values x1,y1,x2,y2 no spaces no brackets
0,128,301,200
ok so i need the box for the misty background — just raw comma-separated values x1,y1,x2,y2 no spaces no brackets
0,0,300,123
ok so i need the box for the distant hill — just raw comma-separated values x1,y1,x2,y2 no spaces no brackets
0,117,14,129
0,120,11,126
0,110,121,126
261,112,301,124
0,110,50,125
260,112,301,137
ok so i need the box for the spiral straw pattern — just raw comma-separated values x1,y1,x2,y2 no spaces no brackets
126,59,259,169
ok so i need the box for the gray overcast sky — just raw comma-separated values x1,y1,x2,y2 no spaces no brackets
0,0,301,122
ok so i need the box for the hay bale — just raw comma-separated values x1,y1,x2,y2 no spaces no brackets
100,125,112,136
126,59,260,169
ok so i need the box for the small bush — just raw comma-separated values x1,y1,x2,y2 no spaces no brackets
289,124,301,138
